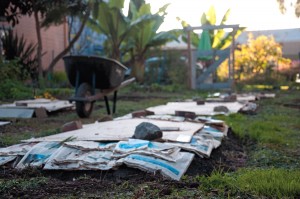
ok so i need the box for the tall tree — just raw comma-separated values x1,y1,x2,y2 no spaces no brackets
1,0,93,80
217,34,291,81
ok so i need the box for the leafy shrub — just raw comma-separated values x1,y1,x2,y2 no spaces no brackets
0,58,23,81
41,71,70,88
1,30,38,81
145,50,188,87
218,34,293,87
0,79,32,100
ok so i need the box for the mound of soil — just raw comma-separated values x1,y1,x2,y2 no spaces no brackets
0,128,247,198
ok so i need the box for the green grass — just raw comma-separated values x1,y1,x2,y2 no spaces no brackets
0,128,60,147
218,95,300,148
197,168,300,198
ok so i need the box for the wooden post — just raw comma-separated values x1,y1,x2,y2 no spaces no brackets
187,28,192,89
231,29,236,91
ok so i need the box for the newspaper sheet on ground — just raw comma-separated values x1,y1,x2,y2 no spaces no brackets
198,125,225,142
168,136,215,158
123,152,194,181
0,142,38,166
113,139,181,162
0,156,17,166
16,142,61,169
0,142,37,156
44,146,122,170
63,141,117,151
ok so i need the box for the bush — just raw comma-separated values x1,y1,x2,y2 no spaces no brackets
41,71,70,88
0,58,23,82
0,79,32,100
145,50,188,88
1,30,38,81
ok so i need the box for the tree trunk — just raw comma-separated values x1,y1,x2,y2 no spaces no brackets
132,57,145,83
34,11,43,80
45,8,90,75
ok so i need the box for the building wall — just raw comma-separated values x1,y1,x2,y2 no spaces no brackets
13,15,68,72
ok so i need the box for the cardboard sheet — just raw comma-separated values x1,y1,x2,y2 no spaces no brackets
23,118,204,143
0,108,35,118
1,98,74,112
0,121,11,126
147,101,245,116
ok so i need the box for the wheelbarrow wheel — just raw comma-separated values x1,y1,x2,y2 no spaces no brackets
76,82,94,118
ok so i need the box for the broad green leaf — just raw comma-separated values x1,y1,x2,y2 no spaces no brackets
157,3,170,16
220,9,231,25
139,3,151,15
148,31,178,47
129,1,138,19
200,13,207,25
108,0,125,9
207,6,216,25
212,29,225,48
181,31,200,47
177,17,190,28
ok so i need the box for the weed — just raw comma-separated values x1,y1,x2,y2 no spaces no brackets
0,177,49,193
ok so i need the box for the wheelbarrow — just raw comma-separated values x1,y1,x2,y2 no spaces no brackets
63,55,135,118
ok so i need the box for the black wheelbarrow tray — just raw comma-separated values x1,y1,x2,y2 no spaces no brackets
63,55,135,118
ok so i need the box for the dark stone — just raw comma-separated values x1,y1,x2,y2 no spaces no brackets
175,110,196,119
131,110,154,118
133,122,162,140
213,105,229,113
61,120,82,132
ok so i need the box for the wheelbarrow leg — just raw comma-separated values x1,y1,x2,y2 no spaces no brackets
103,91,117,115
104,96,111,115
113,91,117,114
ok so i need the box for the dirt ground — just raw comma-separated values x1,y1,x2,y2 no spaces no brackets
0,125,247,198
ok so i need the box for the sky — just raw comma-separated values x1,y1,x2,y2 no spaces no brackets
144,0,300,31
